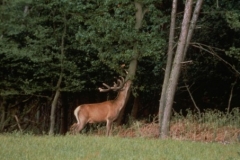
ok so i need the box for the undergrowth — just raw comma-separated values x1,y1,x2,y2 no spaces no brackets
170,108,240,142
92,108,240,143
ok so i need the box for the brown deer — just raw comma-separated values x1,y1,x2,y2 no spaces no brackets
70,77,131,136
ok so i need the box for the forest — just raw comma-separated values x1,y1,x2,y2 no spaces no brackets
0,0,240,139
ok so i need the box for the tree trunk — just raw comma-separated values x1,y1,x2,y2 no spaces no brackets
60,93,68,134
116,47,138,125
159,0,203,138
183,0,204,59
0,97,7,132
160,0,193,138
131,96,140,119
48,80,62,135
116,1,146,125
48,13,66,135
159,0,178,131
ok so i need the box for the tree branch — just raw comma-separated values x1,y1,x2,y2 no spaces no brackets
14,115,23,132
183,0,203,59
227,77,237,113
185,83,200,114
191,42,240,76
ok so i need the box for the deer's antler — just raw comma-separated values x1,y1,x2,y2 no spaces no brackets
98,76,125,92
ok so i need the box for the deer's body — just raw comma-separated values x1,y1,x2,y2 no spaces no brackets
70,79,130,136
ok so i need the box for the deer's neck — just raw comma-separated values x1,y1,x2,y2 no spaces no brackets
113,80,131,110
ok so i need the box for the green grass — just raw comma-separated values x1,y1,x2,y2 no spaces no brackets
0,133,239,160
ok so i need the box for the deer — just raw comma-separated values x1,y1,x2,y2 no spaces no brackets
70,76,131,136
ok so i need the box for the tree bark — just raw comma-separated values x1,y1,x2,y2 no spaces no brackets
0,97,7,132
48,14,66,135
116,44,138,125
116,1,146,125
183,0,204,59
60,93,68,134
160,0,193,138
159,0,178,131
131,97,140,119
49,78,62,135
159,0,203,138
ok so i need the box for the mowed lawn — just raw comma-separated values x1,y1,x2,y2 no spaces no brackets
0,133,239,160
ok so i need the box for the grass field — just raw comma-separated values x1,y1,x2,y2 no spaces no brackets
0,133,239,160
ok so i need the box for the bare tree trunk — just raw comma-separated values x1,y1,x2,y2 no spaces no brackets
60,93,68,134
116,45,138,125
159,0,178,131
227,77,237,114
160,0,193,138
0,97,7,131
183,0,204,59
48,14,66,135
131,97,140,119
159,0,203,138
49,79,62,135
116,1,146,125
23,5,29,17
